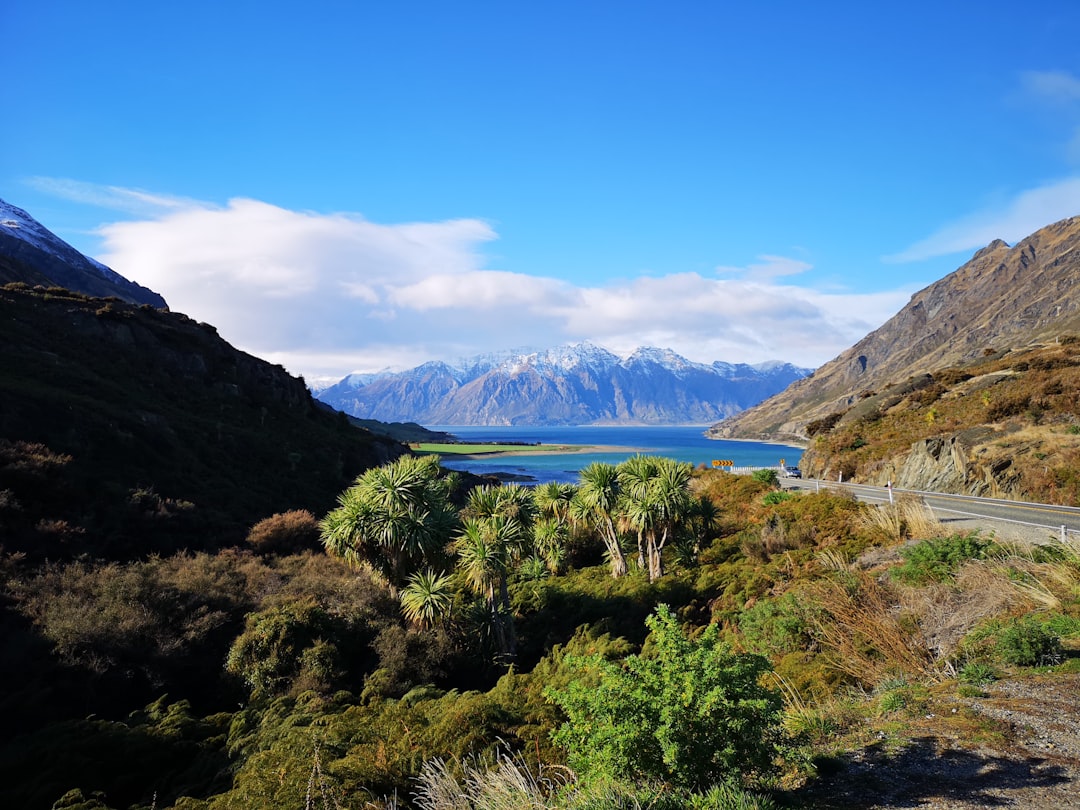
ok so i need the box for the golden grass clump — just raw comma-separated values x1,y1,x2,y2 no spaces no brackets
412,751,571,810
857,496,943,543
803,570,935,687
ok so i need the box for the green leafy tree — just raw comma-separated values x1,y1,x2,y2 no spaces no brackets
320,455,459,597
547,604,784,790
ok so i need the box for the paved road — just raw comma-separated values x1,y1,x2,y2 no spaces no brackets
781,478,1080,541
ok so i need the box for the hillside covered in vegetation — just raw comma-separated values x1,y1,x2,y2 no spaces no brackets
797,337,1080,503
2,447,1078,809
0,283,406,558
711,215,1080,455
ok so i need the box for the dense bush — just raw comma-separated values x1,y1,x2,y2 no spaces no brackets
547,604,784,790
752,469,779,487
245,510,322,555
890,533,994,584
992,616,1064,667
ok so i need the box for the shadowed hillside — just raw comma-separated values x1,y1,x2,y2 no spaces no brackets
0,283,406,557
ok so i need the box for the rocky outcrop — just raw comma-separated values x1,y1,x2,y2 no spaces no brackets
802,430,1026,498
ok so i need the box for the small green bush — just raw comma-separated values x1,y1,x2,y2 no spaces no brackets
958,661,997,685
891,533,993,584
994,617,1064,667
738,592,810,656
547,604,784,790
752,469,779,487
762,491,793,506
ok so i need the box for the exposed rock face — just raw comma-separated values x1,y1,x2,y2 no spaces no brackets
710,215,1080,442
801,431,1027,498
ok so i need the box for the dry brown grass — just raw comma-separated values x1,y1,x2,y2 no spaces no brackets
897,562,1033,662
857,496,943,543
804,570,935,687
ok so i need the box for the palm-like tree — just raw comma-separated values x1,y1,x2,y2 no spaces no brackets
454,484,536,660
320,455,458,598
571,462,628,577
617,456,694,581
531,481,576,574
672,493,720,567
400,568,454,629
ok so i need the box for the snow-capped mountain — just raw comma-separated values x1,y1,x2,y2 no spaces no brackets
317,342,811,426
0,198,166,308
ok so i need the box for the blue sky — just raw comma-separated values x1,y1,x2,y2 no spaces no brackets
4,1,1080,382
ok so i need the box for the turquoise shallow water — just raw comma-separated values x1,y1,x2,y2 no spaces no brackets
429,425,804,485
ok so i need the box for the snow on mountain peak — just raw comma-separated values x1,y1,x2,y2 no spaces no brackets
0,197,124,284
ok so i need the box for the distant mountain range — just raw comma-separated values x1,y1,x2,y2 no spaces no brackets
316,344,811,426
0,198,166,308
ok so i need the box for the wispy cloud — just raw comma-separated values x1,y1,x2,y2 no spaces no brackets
64,183,916,379
883,176,1080,263
26,176,207,217
715,254,813,281
1020,70,1080,105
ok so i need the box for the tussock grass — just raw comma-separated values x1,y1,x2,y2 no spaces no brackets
413,751,571,810
804,570,935,687
857,496,942,543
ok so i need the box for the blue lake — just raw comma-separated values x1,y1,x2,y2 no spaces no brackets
428,425,804,485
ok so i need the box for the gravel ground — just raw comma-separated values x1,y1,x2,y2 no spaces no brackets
791,674,1080,809
934,514,1072,546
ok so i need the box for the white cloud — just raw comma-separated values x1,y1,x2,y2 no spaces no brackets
884,176,1080,263
81,186,914,379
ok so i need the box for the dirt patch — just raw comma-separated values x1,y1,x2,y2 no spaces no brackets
790,674,1080,809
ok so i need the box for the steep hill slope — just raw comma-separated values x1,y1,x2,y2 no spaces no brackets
0,198,167,308
319,343,810,425
709,215,1080,443
791,338,1080,502
0,283,405,557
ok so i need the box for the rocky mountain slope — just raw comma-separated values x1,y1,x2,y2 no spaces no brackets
0,198,167,308
318,343,810,425
709,214,1080,443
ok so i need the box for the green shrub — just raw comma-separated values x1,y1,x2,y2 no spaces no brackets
752,469,779,487
958,662,998,685
225,600,341,698
738,592,810,656
762,491,793,506
547,604,784,790
891,533,993,584
994,616,1064,667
